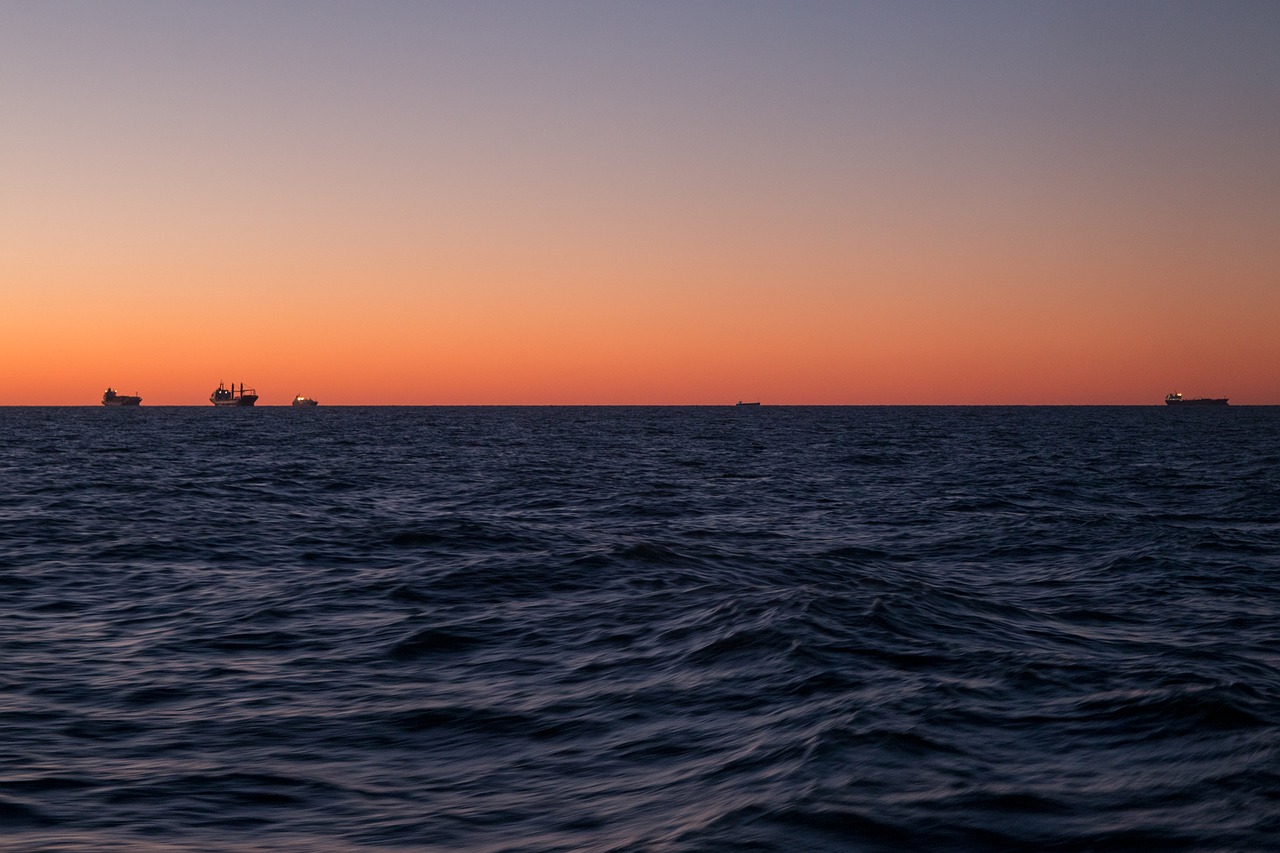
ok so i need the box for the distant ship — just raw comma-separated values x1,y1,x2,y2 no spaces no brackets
102,387,141,407
735,401,761,407
211,381,258,407
292,394,318,407
1165,392,1228,406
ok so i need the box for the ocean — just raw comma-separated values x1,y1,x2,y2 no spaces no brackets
2,405,1277,852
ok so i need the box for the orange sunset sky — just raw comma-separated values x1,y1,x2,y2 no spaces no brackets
3,1,1278,405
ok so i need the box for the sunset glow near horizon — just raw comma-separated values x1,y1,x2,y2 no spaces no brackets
4,1,1278,405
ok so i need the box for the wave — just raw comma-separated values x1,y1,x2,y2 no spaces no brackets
1,406,1277,851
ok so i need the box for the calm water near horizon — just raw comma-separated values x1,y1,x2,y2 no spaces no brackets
2,406,1278,851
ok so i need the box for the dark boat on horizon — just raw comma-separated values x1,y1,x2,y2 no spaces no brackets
1165,392,1228,406
736,401,761,407
102,388,141,407
211,381,258,407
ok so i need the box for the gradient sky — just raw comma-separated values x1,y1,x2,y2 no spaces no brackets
4,0,1278,404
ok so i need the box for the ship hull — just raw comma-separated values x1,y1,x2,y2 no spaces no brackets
1166,398,1228,406
211,396,258,407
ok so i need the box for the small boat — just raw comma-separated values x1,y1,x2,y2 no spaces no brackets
102,387,141,407
735,401,761,407
210,381,258,407
292,394,318,407
1165,392,1228,406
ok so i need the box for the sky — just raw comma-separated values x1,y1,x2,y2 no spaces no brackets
3,0,1278,405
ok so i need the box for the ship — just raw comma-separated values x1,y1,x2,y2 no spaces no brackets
210,381,258,407
735,401,761,407
292,394,318,407
1165,392,1228,406
102,387,141,407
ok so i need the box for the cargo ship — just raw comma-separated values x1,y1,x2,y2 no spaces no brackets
102,387,141,407
210,381,258,407
1165,392,1228,406
292,394,318,407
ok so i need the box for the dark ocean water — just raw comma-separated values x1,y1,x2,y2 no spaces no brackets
2,405,1278,852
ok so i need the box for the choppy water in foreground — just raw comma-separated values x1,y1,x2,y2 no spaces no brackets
1,406,1278,852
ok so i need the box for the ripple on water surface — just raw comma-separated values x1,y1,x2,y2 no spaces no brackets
0,406,1277,851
